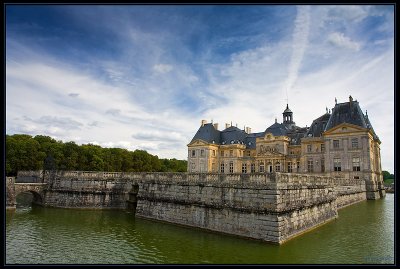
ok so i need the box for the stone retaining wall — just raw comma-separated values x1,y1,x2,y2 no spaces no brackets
10,171,367,244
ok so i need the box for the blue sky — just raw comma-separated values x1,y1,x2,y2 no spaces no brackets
6,5,394,172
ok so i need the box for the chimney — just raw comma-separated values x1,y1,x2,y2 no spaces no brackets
225,123,231,129
213,123,218,130
246,127,252,134
201,119,207,127
349,95,353,103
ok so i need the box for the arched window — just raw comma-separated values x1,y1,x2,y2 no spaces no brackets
267,162,272,173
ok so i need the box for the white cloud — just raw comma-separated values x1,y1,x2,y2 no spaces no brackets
284,5,311,95
153,63,173,73
325,5,370,23
6,6,394,173
328,32,361,51
132,130,185,142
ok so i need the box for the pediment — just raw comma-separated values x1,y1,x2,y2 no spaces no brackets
324,123,366,135
187,139,210,147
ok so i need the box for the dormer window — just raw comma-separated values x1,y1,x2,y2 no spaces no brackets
307,145,312,152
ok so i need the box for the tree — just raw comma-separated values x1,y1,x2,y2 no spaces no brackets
6,134,45,175
382,170,394,180
60,141,80,170
6,133,188,174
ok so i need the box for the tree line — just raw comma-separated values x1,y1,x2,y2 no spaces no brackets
6,134,188,176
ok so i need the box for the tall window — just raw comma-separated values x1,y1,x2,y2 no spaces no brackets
229,162,234,173
275,162,281,172
334,158,341,171
307,145,312,152
247,151,251,157
191,162,196,172
200,161,204,172
321,144,325,152
321,158,325,172
221,150,224,157
259,161,265,173
242,163,247,174
192,150,196,157
307,159,313,172
287,162,292,173
230,150,233,157
220,163,225,173
351,138,358,149
352,157,360,171
333,140,340,149
297,161,300,172
200,149,205,157
251,163,256,173
212,150,216,157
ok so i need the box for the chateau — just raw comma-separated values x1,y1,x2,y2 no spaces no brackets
187,96,384,199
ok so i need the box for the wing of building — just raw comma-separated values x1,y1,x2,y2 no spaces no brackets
187,96,384,199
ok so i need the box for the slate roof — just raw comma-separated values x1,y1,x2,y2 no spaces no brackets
220,126,247,145
191,121,307,148
264,122,289,136
244,132,264,149
364,114,380,142
325,101,368,131
287,128,308,145
190,123,220,144
190,99,379,149
324,100,379,141
306,112,331,137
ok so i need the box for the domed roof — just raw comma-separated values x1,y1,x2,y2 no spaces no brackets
283,104,292,113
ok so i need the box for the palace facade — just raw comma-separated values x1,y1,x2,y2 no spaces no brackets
187,96,384,199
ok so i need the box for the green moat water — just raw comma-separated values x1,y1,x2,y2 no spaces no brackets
6,194,394,264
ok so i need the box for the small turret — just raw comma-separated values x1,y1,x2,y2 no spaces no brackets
282,104,295,129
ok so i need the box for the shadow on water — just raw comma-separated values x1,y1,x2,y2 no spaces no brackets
16,192,35,208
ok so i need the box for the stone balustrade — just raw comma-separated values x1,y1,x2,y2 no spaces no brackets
15,170,336,185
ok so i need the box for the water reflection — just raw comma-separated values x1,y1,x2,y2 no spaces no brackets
6,194,394,264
